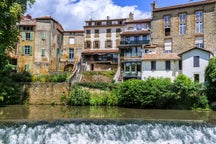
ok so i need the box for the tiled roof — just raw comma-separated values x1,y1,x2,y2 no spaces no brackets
82,49,119,54
153,0,216,12
120,30,150,36
85,18,127,22
125,19,151,24
178,47,214,56
20,20,36,26
142,53,180,60
64,30,84,33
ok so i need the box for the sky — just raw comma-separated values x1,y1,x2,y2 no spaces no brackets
26,0,202,30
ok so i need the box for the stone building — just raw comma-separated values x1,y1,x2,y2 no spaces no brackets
17,15,64,74
151,0,216,54
82,15,130,71
60,30,84,71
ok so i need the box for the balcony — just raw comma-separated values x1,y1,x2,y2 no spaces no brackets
120,40,150,45
122,71,141,79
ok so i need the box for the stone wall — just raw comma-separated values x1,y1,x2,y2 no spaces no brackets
21,82,69,105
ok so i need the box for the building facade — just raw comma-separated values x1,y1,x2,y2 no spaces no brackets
82,15,131,71
119,18,151,80
60,30,84,71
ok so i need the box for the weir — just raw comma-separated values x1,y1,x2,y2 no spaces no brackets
1,105,216,143
0,120,216,144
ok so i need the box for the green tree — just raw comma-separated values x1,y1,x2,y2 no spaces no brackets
0,0,35,70
205,57,216,102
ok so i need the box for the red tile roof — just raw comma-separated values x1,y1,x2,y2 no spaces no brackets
82,49,119,54
153,0,216,12
142,53,180,60
120,30,150,36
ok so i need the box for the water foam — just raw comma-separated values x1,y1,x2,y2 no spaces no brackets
0,120,216,144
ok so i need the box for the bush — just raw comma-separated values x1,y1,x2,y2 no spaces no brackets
32,73,70,82
77,82,117,90
66,85,90,106
90,91,118,106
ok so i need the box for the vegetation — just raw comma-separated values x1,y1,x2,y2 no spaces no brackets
205,57,216,102
61,76,209,110
32,73,70,82
0,0,35,71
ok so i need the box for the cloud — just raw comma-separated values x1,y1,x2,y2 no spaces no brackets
27,0,151,30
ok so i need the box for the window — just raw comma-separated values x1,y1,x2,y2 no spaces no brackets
116,28,121,33
194,74,199,82
86,30,91,34
105,40,112,48
85,41,91,49
69,37,75,44
41,32,46,40
137,47,142,57
126,48,131,57
107,29,111,33
22,45,32,55
41,48,45,56
164,39,172,53
69,49,74,62
95,29,99,33
151,61,156,71
196,11,203,33
134,36,139,42
131,47,136,57
22,32,34,41
179,60,182,70
193,56,200,67
94,41,100,49
179,13,186,35
195,37,204,48
164,15,170,36
106,29,111,37
23,26,33,31
165,61,171,70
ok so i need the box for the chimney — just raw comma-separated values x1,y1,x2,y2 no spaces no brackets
129,12,134,20
107,16,109,20
151,1,157,10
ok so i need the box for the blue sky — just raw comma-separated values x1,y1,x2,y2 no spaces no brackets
27,0,202,30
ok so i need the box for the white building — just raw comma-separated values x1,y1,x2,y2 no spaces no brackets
141,53,181,81
179,47,214,83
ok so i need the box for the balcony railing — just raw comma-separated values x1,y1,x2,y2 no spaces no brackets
122,71,141,78
120,40,150,45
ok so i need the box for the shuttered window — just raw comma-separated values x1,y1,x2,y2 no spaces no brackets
164,39,172,53
22,45,32,56
193,56,200,67
41,49,45,56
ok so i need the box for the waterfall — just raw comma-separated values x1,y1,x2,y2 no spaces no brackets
0,120,216,144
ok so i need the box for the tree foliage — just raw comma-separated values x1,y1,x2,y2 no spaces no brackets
0,0,35,70
205,57,216,101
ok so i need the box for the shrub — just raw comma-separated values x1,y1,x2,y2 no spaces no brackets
67,85,90,106
77,82,117,90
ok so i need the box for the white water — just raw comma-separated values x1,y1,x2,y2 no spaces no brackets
0,121,216,144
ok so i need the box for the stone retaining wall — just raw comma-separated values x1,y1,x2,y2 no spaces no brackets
21,82,69,105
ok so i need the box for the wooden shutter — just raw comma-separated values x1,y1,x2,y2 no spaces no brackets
22,32,26,40
22,46,25,55
41,32,46,40
42,49,45,56
25,64,30,71
30,46,32,56
30,32,34,40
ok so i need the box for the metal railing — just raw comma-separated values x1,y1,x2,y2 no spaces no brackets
120,40,150,45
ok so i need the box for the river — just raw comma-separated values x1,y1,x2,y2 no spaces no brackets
0,105,216,143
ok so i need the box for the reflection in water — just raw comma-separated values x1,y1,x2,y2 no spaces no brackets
0,105,216,122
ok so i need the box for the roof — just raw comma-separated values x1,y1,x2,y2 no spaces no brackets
142,53,180,61
153,0,216,12
125,19,151,24
178,47,214,56
64,30,84,33
35,16,64,32
85,18,127,22
19,20,36,26
120,30,150,36
82,49,119,54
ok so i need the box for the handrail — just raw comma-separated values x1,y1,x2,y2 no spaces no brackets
113,66,121,83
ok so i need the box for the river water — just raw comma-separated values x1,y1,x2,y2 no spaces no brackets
0,105,216,144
